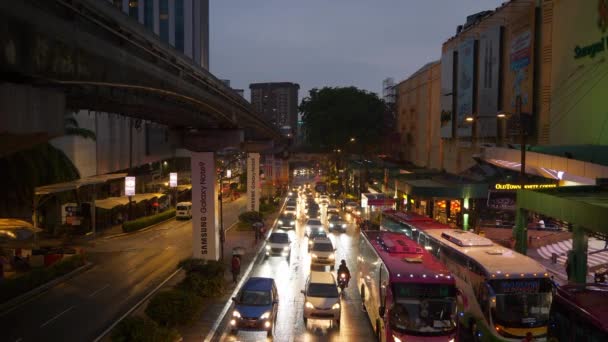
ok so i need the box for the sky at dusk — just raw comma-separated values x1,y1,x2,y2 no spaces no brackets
210,0,506,101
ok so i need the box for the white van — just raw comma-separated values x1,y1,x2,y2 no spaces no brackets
176,202,192,220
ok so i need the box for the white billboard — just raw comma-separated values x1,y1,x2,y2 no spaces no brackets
169,172,178,188
246,153,260,212
191,152,219,260
478,26,502,137
125,176,136,196
457,39,476,138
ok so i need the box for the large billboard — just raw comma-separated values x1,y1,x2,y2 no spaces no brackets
246,153,260,212
478,26,502,137
440,50,454,138
191,152,219,260
456,39,476,137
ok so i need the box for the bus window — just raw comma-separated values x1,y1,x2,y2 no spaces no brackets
380,265,389,312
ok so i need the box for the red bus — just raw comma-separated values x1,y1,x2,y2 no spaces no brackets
358,230,458,342
548,283,608,341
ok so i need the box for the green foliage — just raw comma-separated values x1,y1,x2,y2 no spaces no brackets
145,289,204,327
0,254,85,303
177,273,224,297
259,202,278,214
238,211,264,224
122,209,176,233
178,258,225,278
300,87,387,151
111,316,179,342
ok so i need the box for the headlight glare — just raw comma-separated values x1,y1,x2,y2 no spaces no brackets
305,301,314,309
265,245,271,250
277,220,283,225
332,303,340,310
329,254,335,260
232,310,241,318
283,246,289,250
260,311,271,319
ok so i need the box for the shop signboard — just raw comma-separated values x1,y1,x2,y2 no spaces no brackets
191,152,219,260
456,39,476,137
246,153,260,212
125,176,136,196
487,190,517,211
440,49,454,138
478,26,502,137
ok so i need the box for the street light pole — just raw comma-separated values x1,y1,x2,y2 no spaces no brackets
219,171,225,261
517,95,526,185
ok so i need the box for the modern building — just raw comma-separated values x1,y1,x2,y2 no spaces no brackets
382,77,397,105
249,82,300,136
108,0,209,69
395,61,441,169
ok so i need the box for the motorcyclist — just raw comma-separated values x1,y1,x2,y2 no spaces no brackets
337,260,351,286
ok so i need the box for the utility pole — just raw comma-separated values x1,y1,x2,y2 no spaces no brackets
128,118,133,221
517,95,526,184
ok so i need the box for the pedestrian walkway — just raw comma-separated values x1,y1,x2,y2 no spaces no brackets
535,237,608,270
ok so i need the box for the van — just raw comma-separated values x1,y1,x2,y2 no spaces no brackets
176,202,192,220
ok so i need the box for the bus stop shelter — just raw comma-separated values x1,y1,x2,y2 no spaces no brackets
514,185,608,283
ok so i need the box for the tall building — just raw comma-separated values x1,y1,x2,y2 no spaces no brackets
109,0,209,69
382,78,397,105
249,82,300,135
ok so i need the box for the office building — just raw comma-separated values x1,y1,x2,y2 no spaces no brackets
249,82,300,135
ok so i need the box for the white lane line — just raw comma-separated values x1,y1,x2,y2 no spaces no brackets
40,305,75,328
88,284,110,298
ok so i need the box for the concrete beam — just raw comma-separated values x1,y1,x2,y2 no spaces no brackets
182,129,244,152
241,140,275,153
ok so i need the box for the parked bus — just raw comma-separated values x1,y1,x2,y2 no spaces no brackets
417,228,552,341
358,230,458,342
381,210,447,240
547,283,608,341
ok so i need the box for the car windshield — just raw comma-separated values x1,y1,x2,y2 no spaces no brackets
490,279,553,328
307,283,339,298
269,233,289,243
177,206,187,210
310,231,326,239
329,216,340,222
308,220,322,225
389,299,456,336
286,207,296,211
279,214,294,221
313,242,333,251
239,290,271,306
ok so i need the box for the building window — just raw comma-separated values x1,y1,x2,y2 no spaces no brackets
159,0,169,43
175,0,184,51
144,0,153,30
128,1,139,20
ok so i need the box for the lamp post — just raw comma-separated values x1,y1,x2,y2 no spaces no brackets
218,156,242,260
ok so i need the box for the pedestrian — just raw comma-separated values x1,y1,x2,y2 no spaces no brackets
231,254,241,284
522,332,535,342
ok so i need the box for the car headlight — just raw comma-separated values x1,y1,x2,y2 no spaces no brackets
393,336,402,342
260,311,271,319
232,310,241,318
329,254,335,260
277,220,283,225
329,223,334,227
305,302,314,309
311,253,318,259
332,303,340,310
283,246,289,251
342,224,347,228
448,339,455,342
290,221,295,225
265,245,271,250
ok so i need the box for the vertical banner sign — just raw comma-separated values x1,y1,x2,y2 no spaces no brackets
169,172,178,188
191,152,219,260
478,26,502,137
457,39,476,137
125,177,136,196
440,49,454,138
247,153,260,212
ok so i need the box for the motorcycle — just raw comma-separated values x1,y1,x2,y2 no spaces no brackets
338,272,350,293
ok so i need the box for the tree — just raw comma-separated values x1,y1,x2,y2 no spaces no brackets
300,87,387,153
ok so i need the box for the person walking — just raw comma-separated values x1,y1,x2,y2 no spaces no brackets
231,254,241,284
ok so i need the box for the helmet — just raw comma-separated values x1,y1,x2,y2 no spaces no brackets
341,259,346,265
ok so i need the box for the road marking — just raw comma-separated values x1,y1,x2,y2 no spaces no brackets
40,305,74,328
88,284,110,298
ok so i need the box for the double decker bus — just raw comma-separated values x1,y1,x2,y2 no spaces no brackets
358,230,458,342
547,283,608,341
417,228,552,341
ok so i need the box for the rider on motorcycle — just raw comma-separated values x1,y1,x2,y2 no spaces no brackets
337,260,351,286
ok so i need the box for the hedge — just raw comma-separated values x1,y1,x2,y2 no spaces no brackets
178,259,225,278
177,273,223,297
0,254,85,303
122,209,176,233
237,211,263,225
145,289,204,327
111,316,179,342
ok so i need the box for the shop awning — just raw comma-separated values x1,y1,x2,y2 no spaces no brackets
36,173,128,195
397,178,488,199
0,219,41,240
95,193,166,210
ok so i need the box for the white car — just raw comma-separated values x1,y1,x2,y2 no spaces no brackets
319,195,330,205
309,238,336,269
176,202,192,220
265,232,291,260
305,219,324,236
301,271,341,327
344,201,357,212
327,205,339,216
284,206,297,216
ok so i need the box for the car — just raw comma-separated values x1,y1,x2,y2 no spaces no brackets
175,202,192,220
319,195,330,205
307,209,321,220
276,213,296,229
231,277,279,337
286,198,297,207
327,215,347,232
265,232,291,260
284,206,297,216
327,205,339,216
305,219,324,236
309,238,336,269
301,271,341,327
344,201,357,212
307,229,328,250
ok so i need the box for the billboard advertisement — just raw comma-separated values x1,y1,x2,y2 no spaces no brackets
191,152,219,260
124,176,136,196
440,50,454,138
509,28,534,117
478,26,502,137
457,39,476,137
169,172,177,188
246,153,260,212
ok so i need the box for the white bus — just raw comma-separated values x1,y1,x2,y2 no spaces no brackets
417,229,552,342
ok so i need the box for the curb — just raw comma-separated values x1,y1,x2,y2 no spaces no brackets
93,267,182,342
203,201,286,342
102,217,177,240
0,261,94,316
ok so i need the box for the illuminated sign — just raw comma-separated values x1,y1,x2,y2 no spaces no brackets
574,0,608,59
125,177,136,196
494,183,557,190
169,172,177,188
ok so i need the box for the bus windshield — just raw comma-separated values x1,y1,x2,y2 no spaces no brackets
490,279,552,328
390,283,457,335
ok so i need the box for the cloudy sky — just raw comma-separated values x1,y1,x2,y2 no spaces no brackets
210,0,505,100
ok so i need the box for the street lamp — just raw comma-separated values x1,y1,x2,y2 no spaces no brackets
350,137,356,142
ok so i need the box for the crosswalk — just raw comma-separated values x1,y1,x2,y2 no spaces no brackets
536,238,608,269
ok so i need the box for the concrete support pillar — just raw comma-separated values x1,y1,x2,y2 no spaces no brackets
569,226,588,284
514,207,528,254
191,152,219,260
246,153,260,212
